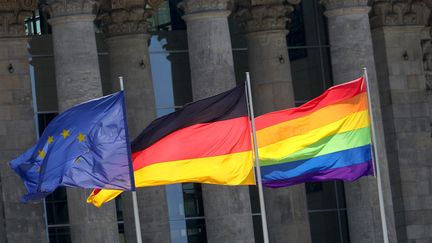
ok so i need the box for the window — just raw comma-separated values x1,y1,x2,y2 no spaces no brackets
249,186,264,243
25,7,51,35
116,196,125,243
307,182,350,243
46,188,71,243
150,0,173,31
183,184,207,243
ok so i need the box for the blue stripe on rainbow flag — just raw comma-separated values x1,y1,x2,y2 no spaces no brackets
261,144,371,183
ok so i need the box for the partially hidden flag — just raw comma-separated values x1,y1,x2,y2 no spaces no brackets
10,91,134,202
88,85,254,207
256,77,373,187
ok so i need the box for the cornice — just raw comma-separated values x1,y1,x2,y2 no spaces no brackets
370,0,430,28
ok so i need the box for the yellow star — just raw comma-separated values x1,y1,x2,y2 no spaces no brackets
37,166,41,173
38,150,45,159
61,129,70,139
47,136,54,144
77,133,86,143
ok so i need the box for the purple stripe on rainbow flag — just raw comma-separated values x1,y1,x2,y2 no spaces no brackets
263,162,373,188
261,145,371,181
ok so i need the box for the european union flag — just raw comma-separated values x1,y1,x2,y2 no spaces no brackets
10,92,134,202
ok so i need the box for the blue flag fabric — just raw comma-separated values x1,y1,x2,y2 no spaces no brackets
10,91,134,202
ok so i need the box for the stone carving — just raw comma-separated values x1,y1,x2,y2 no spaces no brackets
370,0,430,28
235,0,300,33
0,0,37,37
44,0,99,18
178,0,231,15
421,39,432,91
110,0,164,9
147,0,165,8
320,0,368,10
0,0,36,10
99,0,163,35
101,8,152,35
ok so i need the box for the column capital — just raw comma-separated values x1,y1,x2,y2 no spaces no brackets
0,0,37,37
44,0,99,18
110,0,164,9
321,0,370,17
370,0,430,29
98,0,164,36
179,0,231,17
235,0,300,34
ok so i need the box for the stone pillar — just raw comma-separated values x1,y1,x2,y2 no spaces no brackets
180,1,255,242
0,1,47,242
101,1,171,242
236,1,311,243
370,1,431,242
320,0,397,242
45,1,119,242
180,0,238,98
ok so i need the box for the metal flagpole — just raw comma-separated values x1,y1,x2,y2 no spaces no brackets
245,72,270,243
362,68,389,243
119,76,143,243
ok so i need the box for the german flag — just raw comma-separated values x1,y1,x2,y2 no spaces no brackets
87,85,254,207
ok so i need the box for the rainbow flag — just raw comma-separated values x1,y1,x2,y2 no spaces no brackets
255,77,373,188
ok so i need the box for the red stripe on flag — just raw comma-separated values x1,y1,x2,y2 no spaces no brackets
256,77,366,130
132,116,251,171
92,188,101,196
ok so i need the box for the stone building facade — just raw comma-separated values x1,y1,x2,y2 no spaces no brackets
0,0,431,242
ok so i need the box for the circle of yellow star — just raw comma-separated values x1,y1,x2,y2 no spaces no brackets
61,129,70,139
47,136,54,144
77,133,86,143
38,150,46,159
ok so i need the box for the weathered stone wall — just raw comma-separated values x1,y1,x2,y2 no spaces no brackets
0,37,48,243
0,1,48,242
370,0,432,241
372,6,432,241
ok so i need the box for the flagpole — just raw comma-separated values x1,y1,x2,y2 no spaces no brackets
119,76,143,243
245,72,270,243
362,68,389,243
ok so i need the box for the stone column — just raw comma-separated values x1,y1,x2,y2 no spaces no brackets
180,1,255,242
320,0,397,242
0,1,47,242
45,1,119,242
101,1,171,242
370,1,431,242
180,0,238,98
236,1,311,243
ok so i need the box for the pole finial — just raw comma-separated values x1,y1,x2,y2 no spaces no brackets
118,76,125,91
